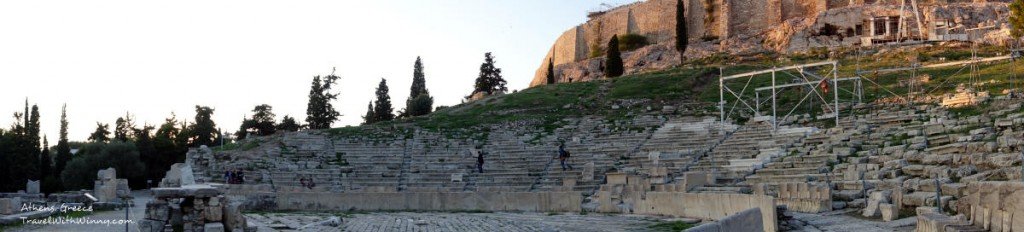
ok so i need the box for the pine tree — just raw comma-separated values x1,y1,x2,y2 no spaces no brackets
237,104,277,139
363,101,376,125
373,78,395,122
114,112,135,142
305,73,342,129
546,57,556,85
54,104,72,184
676,0,688,62
188,106,217,147
405,57,434,117
473,52,507,96
276,115,302,132
88,122,110,143
605,35,624,77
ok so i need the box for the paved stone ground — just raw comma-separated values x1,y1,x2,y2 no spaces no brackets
789,209,917,232
246,212,668,232
8,190,151,232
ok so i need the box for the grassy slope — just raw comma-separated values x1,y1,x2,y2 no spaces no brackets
327,43,1023,136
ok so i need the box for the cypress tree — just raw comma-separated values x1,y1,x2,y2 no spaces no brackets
605,35,624,77
406,57,434,117
27,104,41,180
676,0,688,62
546,57,556,85
39,137,53,193
373,78,395,122
54,104,72,182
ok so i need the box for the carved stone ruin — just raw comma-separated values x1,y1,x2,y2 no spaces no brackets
93,168,130,202
141,163,253,232
25,180,39,194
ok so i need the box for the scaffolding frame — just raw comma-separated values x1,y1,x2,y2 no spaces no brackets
719,61,857,132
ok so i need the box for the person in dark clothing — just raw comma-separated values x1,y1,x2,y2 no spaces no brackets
237,170,245,184
558,144,573,171
476,150,485,173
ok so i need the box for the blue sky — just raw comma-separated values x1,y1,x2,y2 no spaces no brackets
0,0,639,141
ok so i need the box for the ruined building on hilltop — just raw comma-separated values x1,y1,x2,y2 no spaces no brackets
531,0,1012,87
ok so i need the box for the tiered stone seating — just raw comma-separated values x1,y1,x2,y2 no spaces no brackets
689,118,810,184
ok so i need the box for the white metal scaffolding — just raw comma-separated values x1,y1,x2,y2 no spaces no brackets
719,61,862,132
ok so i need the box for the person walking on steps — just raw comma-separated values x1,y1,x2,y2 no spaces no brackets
559,144,573,171
476,148,485,173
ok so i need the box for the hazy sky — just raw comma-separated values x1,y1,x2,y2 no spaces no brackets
0,0,639,142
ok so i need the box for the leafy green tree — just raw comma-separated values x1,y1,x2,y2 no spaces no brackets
114,112,135,142
60,141,146,190
363,101,375,125
88,123,110,143
4,108,39,192
276,115,302,132
236,104,277,139
605,35,624,77
305,73,342,129
373,78,395,122
133,125,157,186
472,52,507,96
0,129,10,191
546,57,556,85
676,0,688,61
188,106,217,147
405,57,434,117
54,104,72,187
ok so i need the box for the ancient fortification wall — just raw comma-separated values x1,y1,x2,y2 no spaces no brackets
531,0,1012,87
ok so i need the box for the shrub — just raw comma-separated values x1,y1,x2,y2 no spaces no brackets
617,34,649,51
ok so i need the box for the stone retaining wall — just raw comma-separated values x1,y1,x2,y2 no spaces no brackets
775,182,832,213
234,191,583,213
632,192,778,232
685,208,765,232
